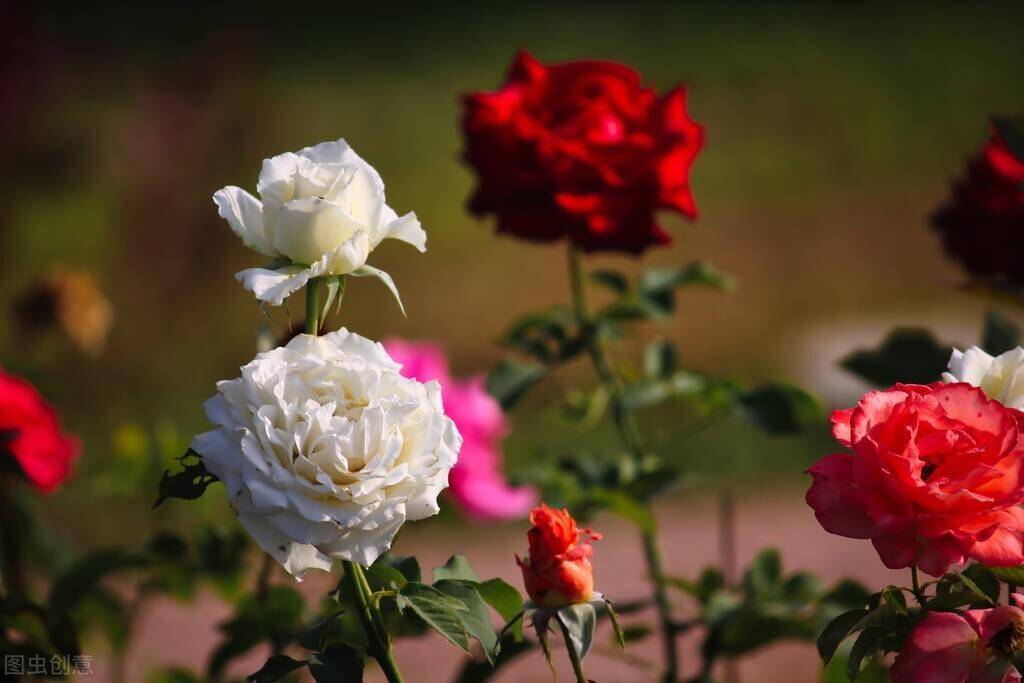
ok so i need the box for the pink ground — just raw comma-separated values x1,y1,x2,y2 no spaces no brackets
108,495,903,682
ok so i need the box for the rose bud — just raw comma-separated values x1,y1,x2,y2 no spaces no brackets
516,505,602,607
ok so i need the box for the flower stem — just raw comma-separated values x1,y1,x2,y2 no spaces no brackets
306,277,321,335
558,617,590,683
911,565,925,606
344,560,405,683
566,245,679,683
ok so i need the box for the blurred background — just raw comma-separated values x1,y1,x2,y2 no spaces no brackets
4,3,1024,680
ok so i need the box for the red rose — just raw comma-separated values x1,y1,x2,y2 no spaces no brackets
516,505,602,607
932,127,1024,287
461,51,703,254
0,370,78,492
806,383,1024,576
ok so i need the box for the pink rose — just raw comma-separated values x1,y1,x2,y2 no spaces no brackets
891,603,1024,683
806,383,1024,576
384,339,536,520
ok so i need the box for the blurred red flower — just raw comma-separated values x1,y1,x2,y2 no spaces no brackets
461,51,703,254
516,505,601,607
0,371,78,492
932,125,1024,288
806,383,1024,577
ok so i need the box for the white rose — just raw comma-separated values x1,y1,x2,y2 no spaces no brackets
213,139,426,307
191,328,461,578
943,346,1024,409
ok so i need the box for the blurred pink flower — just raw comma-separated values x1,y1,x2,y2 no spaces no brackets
384,339,536,521
891,602,1024,683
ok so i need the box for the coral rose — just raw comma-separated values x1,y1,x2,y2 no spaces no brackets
806,383,1024,576
891,602,1024,683
932,127,1024,289
0,370,78,492
516,505,601,607
461,51,703,254
384,339,536,521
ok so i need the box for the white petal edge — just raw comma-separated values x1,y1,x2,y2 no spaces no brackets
213,187,274,256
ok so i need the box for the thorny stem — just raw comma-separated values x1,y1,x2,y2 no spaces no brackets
558,617,590,683
567,245,679,683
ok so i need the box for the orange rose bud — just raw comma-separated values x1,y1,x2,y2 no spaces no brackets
516,505,602,608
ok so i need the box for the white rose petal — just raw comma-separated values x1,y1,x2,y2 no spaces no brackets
943,345,1024,409
213,139,427,306
191,328,461,579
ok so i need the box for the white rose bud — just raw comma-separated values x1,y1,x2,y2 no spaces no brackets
191,328,461,578
943,345,1024,409
213,139,426,307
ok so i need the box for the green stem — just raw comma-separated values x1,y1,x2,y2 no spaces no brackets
343,561,404,683
306,277,321,335
911,565,925,607
558,617,589,683
566,246,679,683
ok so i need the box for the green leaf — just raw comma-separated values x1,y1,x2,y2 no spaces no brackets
928,589,991,610
602,598,626,650
960,564,1000,604
473,579,524,640
381,555,422,584
349,265,405,316
364,562,408,592
486,360,547,410
590,270,629,294
556,602,597,660
433,556,481,584
435,580,498,664
743,548,783,599
666,568,725,605
841,329,950,386
878,586,907,615
989,565,1024,585
320,275,346,321
453,635,533,683
641,262,734,293
982,310,1020,355
847,628,885,681
396,583,471,652
308,645,363,683
736,383,820,434
247,655,307,683
644,340,677,379
49,549,147,612
153,449,219,509
816,609,867,664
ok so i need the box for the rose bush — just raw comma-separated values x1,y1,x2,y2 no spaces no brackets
384,338,536,520
517,504,601,608
806,382,1024,576
462,51,703,254
945,345,1024,409
891,602,1024,683
933,128,1024,288
191,328,461,577
0,369,78,492
214,139,426,306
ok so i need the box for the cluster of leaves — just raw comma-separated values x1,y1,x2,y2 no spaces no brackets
817,564,1019,680
842,310,1020,388
248,555,523,683
1,525,247,679
666,549,870,683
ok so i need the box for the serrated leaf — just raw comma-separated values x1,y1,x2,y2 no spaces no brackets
435,580,498,664
486,359,547,410
396,583,470,652
432,556,480,583
817,609,868,664
349,265,405,316
474,579,524,640
153,449,219,509
841,329,950,387
381,555,421,583
247,654,307,682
